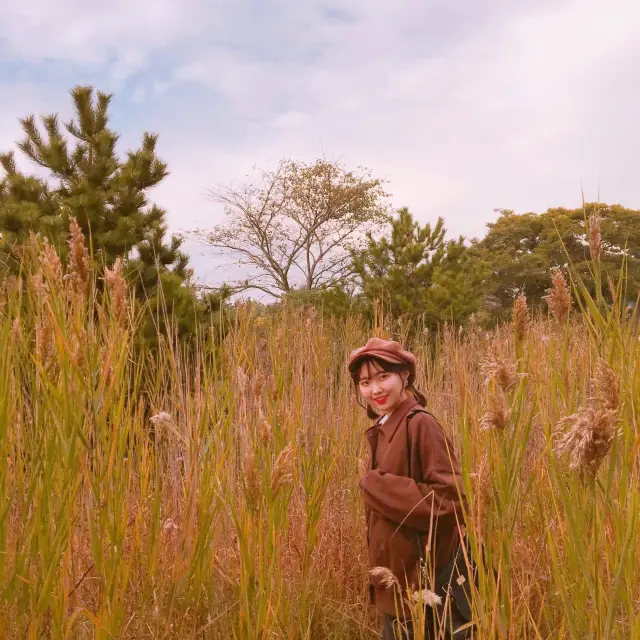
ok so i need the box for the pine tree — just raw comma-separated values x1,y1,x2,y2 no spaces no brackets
0,153,62,270
352,207,483,327
0,85,200,337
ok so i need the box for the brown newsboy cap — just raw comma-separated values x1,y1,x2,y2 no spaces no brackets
348,337,417,378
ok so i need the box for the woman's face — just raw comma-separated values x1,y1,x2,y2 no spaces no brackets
356,361,408,415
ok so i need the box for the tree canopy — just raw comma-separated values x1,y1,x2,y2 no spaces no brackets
3,86,640,335
471,203,640,320
191,159,389,298
352,207,484,327
0,85,203,338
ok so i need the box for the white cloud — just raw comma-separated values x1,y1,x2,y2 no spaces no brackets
1,0,640,288
131,86,147,103
0,0,201,65
158,0,640,240
269,111,309,130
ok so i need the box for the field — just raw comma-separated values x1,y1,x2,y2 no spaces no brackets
0,233,639,639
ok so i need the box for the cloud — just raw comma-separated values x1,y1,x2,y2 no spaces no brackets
0,0,198,64
158,0,640,234
1,0,640,289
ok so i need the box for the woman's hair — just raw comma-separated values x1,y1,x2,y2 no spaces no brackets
348,356,427,419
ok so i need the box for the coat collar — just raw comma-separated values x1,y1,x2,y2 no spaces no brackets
365,396,420,441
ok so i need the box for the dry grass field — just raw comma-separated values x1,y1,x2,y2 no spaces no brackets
0,229,639,639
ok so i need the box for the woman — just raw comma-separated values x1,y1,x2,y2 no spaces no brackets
349,338,473,639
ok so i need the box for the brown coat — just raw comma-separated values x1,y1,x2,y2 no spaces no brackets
359,397,465,618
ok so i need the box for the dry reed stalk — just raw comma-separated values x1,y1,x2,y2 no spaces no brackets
236,366,248,395
271,443,294,494
252,370,265,400
481,391,511,431
40,240,63,284
472,454,491,533
408,588,442,607
554,406,619,477
34,313,56,369
150,411,173,428
31,265,57,369
104,257,128,324
607,276,617,305
368,566,398,590
70,325,87,368
11,317,21,343
480,356,521,393
514,293,529,342
68,217,89,296
243,447,260,499
258,412,272,443
31,271,47,300
593,358,619,411
588,212,602,263
544,269,572,325
554,359,620,477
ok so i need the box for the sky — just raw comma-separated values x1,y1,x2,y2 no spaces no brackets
1,0,640,286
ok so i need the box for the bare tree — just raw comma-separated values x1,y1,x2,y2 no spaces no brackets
190,159,389,298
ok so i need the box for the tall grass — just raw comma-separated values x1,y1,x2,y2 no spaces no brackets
0,229,638,639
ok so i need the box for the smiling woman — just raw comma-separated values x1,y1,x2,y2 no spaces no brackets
349,338,420,419
358,360,408,412
348,338,474,639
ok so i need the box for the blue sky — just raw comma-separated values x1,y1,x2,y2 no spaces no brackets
1,0,640,285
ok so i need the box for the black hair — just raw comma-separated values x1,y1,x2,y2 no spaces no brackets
348,356,427,419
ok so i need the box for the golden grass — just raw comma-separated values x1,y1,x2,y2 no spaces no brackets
0,232,639,639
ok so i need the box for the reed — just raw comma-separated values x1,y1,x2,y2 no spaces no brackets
0,228,638,638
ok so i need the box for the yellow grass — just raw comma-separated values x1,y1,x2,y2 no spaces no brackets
0,235,639,639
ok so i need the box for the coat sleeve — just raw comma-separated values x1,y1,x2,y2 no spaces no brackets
358,413,464,531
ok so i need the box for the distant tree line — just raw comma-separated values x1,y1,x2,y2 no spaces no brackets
2,85,639,339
